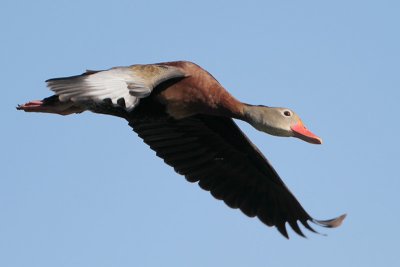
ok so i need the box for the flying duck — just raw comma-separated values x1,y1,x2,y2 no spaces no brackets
17,61,346,238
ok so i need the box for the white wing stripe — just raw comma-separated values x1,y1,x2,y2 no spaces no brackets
47,64,185,111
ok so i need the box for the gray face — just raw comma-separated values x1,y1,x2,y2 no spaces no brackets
244,106,301,137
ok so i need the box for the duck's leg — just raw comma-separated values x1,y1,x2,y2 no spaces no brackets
17,95,84,115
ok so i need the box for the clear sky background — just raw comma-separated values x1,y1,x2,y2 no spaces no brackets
1,0,399,266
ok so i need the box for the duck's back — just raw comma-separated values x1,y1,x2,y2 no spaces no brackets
150,61,243,119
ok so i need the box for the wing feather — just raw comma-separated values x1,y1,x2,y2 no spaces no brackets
46,64,186,111
128,111,345,238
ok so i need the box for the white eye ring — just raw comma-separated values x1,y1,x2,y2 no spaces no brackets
283,110,292,117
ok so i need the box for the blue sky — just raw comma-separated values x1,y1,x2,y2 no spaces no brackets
1,0,399,266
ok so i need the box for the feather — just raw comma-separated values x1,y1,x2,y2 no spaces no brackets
46,64,186,111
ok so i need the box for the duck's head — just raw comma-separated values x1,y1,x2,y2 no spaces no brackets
243,105,322,144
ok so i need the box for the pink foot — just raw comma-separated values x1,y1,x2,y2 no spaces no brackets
16,100,45,111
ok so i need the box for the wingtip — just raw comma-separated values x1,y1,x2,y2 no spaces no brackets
275,221,290,239
313,213,347,228
288,220,306,238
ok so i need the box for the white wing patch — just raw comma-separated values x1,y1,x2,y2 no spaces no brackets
46,65,185,111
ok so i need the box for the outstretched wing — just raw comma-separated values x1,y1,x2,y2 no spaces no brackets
46,64,186,111
128,111,346,238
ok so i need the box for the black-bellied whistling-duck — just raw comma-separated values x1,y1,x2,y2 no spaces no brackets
17,61,346,238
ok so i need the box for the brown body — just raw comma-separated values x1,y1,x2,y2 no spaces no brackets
17,61,345,238
153,61,244,119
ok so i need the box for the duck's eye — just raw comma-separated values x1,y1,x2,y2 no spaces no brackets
283,110,292,117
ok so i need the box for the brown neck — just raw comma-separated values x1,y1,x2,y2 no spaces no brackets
215,91,247,119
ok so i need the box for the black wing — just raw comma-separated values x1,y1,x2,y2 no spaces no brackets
128,112,345,238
